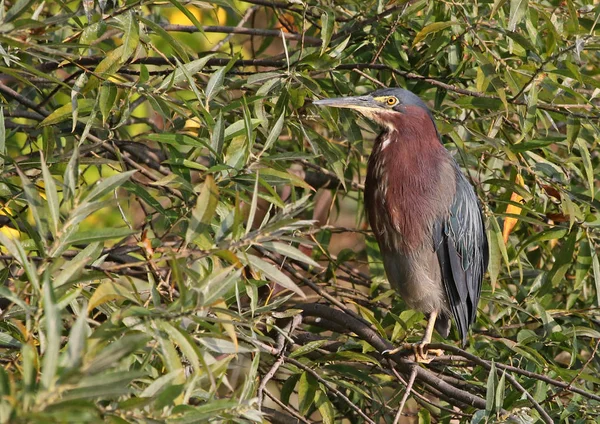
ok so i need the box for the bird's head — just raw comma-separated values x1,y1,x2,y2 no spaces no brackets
314,87,435,134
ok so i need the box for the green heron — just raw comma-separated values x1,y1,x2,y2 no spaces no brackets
315,88,488,360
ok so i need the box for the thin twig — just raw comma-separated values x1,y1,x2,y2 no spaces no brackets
394,366,417,424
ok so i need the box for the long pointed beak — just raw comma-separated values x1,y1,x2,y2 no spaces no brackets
313,95,378,110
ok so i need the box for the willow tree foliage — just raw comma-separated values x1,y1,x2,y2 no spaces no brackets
0,0,599,422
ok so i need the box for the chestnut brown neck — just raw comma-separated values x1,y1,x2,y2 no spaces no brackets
365,107,456,251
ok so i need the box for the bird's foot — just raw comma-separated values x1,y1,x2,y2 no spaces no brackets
382,343,443,363
410,342,443,363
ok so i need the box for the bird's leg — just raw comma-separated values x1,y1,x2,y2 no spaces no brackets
411,310,443,362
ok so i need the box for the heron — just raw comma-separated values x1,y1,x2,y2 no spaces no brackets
314,88,489,360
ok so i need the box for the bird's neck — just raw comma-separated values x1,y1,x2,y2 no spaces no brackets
365,111,456,251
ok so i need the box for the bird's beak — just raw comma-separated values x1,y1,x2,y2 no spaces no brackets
313,95,379,111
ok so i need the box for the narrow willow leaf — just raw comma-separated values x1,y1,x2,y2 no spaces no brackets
413,21,460,45
157,54,216,92
85,170,137,203
185,175,219,245
575,138,594,200
315,389,335,424
211,112,224,164
0,107,4,168
99,82,118,124
260,112,285,154
63,306,88,369
593,250,600,307
160,323,201,373
17,167,48,238
82,46,124,92
54,242,102,287
84,334,150,375
65,227,136,245
261,241,320,268
196,337,253,353
41,272,60,390
116,11,139,62
40,152,59,237
87,281,140,312
156,330,185,384
502,173,525,243
63,144,79,205
508,0,528,31
0,232,39,291
485,360,497,415
298,371,317,415
138,17,189,61
245,172,259,236
290,340,329,358
167,0,205,35
547,229,578,287
197,267,241,306
205,66,227,108
575,236,592,290
246,254,306,298
495,370,506,413
320,11,334,55
3,0,36,23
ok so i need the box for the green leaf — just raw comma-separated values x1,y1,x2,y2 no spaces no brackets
547,229,578,287
413,21,461,45
246,254,306,298
260,112,285,155
320,11,334,55
87,281,140,312
116,11,139,62
40,99,96,127
0,107,4,168
485,360,497,415
298,371,317,415
575,138,594,200
41,272,61,390
3,0,36,23
593,250,600,308
0,232,40,292
54,242,102,287
99,82,118,124
205,66,227,108
66,227,136,245
157,54,217,92
185,175,219,245
508,0,528,31
315,389,335,424
85,170,137,202
261,241,320,268
40,152,59,237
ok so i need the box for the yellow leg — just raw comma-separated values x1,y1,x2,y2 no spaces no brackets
412,310,440,362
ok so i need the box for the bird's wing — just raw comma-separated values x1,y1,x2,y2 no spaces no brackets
433,169,489,346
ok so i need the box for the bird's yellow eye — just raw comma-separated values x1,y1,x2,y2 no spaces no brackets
386,97,398,106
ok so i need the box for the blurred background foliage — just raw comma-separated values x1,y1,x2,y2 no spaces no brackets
0,0,599,422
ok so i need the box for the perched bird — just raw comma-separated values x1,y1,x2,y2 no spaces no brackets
314,88,488,360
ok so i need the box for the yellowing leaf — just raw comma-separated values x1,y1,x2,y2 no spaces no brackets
87,281,139,312
502,173,525,244
214,300,238,352
413,21,461,46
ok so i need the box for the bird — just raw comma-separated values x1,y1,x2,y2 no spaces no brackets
314,87,489,361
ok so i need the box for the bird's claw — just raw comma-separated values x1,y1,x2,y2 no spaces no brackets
411,342,444,363
382,343,443,363
382,343,441,363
